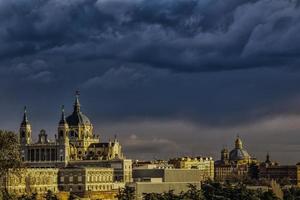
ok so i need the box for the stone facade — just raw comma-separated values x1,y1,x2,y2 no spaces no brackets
0,168,59,195
168,157,214,180
58,167,114,193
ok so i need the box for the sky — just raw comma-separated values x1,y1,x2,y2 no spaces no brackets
0,0,300,164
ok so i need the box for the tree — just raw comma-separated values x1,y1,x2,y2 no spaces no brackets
0,130,23,177
181,184,204,200
143,193,161,200
116,186,135,200
0,130,23,199
68,193,79,200
259,190,279,200
44,190,58,200
0,188,17,200
17,193,37,200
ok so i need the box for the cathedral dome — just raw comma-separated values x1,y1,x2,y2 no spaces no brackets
229,136,251,162
66,92,91,126
229,148,250,161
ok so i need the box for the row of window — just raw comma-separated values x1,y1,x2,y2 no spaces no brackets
60,175,113,183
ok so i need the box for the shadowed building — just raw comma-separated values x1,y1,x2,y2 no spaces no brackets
259,154,300,186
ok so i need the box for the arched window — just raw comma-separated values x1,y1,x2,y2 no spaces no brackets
59,131,64,138
69,130,78,138
21,131,25,138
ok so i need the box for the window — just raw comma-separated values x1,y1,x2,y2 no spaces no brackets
59,131,64,138
78,176,82,182
60,176,64,183
69,176,73,182
21,131,25,138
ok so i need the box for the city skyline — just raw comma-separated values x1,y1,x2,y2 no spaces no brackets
0,0,300,164
4,92,300,165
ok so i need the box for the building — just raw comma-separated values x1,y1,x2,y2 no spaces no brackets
58,167,114,193
0,168,59,196
214,136,258,181
19,92,123,166
168,156,214,180
130,182,201,200
133,160,174,169
2,92,132,198
131,168,203,200
259,154,300,186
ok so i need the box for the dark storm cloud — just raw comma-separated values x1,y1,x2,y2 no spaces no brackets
0,0,299,72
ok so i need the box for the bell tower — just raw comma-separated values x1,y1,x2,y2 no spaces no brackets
58,105,69,141
19,106,32,145
221,148,229,163
57,105,69,165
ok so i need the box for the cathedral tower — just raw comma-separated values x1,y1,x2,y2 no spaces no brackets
57,105,69,164
19,106,32,145
221,148,229,163
58,105,69,141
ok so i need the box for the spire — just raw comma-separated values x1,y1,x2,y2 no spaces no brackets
21,106,29,126
74,90,81,113
266,152,270,163
59,105,67,125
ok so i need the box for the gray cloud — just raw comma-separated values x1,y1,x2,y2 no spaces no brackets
0,0,299,71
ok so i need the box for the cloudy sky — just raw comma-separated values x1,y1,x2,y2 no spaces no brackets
1,0,300,164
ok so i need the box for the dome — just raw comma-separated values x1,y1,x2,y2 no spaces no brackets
229,148,250,161
66,92,91,126
66,112,91,126
229,136,251,162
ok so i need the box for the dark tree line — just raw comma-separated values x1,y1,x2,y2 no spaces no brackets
117,182,300,200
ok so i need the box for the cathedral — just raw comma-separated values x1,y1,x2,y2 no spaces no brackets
214,136,258,181
1,93,132,198
19,92,124,167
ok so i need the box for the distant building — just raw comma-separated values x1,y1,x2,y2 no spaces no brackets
214,136,258,181
133,160,174,169
129,182,201,200
131,168,204,200
168,156,214,180
259,154,300,186
1,92,132,198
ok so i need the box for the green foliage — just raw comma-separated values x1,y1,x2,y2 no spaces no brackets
283,187,300,200
142,181,280,200
181,184,204,200
17,193,37,200
44,190,58,200
0,189,17,200
0,130,23,177
116,186,135,200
